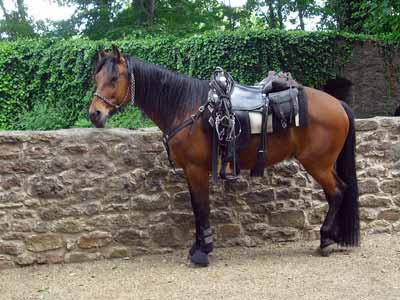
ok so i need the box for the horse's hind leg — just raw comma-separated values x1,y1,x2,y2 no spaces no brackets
300,163,344,254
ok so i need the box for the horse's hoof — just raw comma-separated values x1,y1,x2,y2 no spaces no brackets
189,248,209,267
319,243,336,257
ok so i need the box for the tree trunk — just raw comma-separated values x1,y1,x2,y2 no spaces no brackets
298,6,305,30
132,0,155,26
16,0,27,21
144,0,155,25
276,1,284,29
265,0,277,28
0,0,9,20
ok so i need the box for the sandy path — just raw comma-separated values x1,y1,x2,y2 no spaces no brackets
1,234,399,300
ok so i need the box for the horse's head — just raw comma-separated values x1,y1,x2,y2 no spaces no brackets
89,45,132,128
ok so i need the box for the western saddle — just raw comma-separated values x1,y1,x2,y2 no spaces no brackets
205,68,303,182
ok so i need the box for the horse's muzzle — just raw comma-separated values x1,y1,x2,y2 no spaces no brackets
89,110,107,128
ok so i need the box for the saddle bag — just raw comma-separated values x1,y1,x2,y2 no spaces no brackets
269,88,299,131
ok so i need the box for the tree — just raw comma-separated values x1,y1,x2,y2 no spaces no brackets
132,0,155,26
319,0,399,34
355,0,400,34
289,0,319,30
319,0,365,32
246,0,290,29
0,0,36,39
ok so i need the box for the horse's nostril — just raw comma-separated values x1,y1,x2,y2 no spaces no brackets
89,110,101,122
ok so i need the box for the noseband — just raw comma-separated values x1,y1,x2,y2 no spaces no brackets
94,59,136,113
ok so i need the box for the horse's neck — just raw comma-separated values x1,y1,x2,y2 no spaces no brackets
135,83,177,133
133,63,208,133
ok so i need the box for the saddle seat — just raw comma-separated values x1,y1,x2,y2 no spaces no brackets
230,84,264,111
230,71,301,112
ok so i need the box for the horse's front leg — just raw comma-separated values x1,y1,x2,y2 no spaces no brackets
184,164,213,267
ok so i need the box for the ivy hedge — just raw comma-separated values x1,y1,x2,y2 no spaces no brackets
0,30,397,130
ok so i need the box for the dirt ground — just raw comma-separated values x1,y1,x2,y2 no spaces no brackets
1,234,399,300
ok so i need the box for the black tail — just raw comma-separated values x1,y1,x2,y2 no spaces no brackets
336,102,360,247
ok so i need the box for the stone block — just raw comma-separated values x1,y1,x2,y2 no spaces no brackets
239,213,265,225
132,193,170,211
223,178,249,193
0,255,14,270
394,195,400,207
28,176,65,199
36,250,65,264
0,144,21,160
276,187,301,200
367,220,392,234
15,253,36,266
12,220,31,232
263,227,300,242
38,206,64,221
271,161,300,176
380,180,400,195
150,224,185,247
26,234,64,252
0,175,22,190
65,251,101,263
0,192,19,203
170,211,194,226
308,204,328,224
210,208,235,224
358,179,380,194
25,145,52,159
84,203,101,216
355,119,379,131
217,224,241,239
242,188,275,204
384,142,400,162
78,231,113,249
104,246,130,259
359,195,392,208
360,208,378,221
173,191,191,210
378,209,400,222
269,209,306,229
56,220,83,234
114,229,148,246
0,242,23,256
62,144,88,155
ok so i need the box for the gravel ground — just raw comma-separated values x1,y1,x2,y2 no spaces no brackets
1,234,400,300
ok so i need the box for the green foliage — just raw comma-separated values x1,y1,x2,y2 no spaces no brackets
107,107,154,129
320,0,400,35
0,0,36,40
15,102,70,130
0,30,398,130
73,107,154,129
355,1,400,35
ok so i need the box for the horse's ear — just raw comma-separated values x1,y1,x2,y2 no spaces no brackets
112,44,121,62
98,49,107,61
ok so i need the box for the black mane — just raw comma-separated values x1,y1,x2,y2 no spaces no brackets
125,56,210,130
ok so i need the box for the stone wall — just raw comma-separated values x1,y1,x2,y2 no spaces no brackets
326,41,400,118
1,117,400,269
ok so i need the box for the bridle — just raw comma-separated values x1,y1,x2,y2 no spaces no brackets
93,59,136,113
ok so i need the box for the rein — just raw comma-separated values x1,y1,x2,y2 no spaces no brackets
94,59,136,112
162,104,207,170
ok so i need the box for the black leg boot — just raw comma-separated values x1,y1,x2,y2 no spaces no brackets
189,227,213,267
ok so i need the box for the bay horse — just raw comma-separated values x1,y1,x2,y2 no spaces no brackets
89,45,359,267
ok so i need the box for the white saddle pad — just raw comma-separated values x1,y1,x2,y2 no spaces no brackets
249,112,273,134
